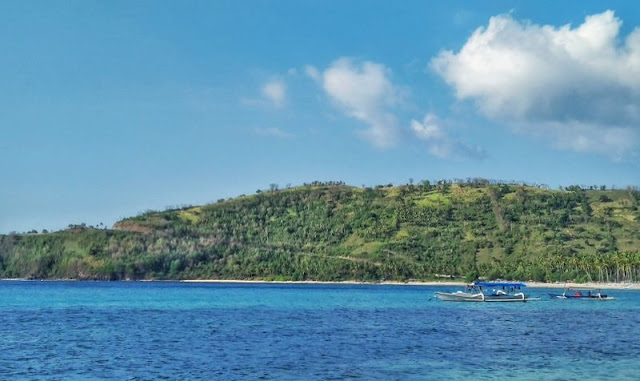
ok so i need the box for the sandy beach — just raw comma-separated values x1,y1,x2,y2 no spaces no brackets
182,279,640,290
4,278,637,290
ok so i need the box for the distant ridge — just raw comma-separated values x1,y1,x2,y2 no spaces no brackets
1,180,639,282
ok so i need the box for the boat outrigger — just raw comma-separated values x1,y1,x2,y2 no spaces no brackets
435,282,539,302
549,287,615,301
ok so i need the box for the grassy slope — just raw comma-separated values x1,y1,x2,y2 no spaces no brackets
1,183,639,281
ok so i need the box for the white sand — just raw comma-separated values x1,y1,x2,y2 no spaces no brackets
182,279,640,290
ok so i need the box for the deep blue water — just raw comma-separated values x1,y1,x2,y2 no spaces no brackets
1,282,639,380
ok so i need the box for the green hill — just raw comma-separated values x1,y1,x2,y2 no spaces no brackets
1,181,639,282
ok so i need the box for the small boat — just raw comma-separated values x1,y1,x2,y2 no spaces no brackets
549,287,615,301
435,282,539,302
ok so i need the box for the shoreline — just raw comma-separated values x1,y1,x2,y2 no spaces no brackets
182,279,640,290
3,278,639,290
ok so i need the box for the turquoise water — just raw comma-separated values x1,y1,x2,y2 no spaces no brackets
1,281,639,380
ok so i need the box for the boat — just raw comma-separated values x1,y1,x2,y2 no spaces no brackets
435,282,539,302
549,287,615,301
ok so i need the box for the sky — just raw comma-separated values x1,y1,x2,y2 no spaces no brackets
2,0,640,233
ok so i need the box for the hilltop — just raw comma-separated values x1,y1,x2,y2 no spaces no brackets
1,180,639,282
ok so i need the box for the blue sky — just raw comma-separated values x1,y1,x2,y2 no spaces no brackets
2,0,639,233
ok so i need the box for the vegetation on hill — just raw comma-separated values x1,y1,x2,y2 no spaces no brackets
1,180,639,283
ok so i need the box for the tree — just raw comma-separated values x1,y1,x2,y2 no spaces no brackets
599,195,612,203
464,269,479,283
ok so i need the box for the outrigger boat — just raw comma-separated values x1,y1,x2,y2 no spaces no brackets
549,287,615,301
435,282,539,302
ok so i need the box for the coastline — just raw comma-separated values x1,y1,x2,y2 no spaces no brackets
182,279,468,287
3,278,638,290
524,281,639,290
182,279,640,290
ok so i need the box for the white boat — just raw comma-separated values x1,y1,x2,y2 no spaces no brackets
435,282,539,302
434,290,486,302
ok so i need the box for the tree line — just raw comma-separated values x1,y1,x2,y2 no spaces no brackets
1,181,638,282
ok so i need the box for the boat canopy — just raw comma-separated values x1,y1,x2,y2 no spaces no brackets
473,282,526,288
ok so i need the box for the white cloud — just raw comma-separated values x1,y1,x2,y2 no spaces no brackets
431,10,640,157
261,79,286,108
518,120,637,160
320,58,402,148
411,113,445,140
304,65,320,82
411,113,484,159
254,127,292,139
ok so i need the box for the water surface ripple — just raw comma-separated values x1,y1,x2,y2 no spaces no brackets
0,282,638,380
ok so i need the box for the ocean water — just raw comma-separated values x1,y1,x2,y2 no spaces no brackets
1,282,639,380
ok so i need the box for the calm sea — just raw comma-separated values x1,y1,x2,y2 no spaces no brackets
0,281,638,380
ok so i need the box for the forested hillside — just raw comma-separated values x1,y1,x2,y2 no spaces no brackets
1,181,639,282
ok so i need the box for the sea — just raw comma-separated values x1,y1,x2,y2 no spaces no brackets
1,281,639,380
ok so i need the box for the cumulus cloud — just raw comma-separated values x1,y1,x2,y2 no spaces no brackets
261,79,286,108
411,113,484,159
431,10,640,157
319,58,402,148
